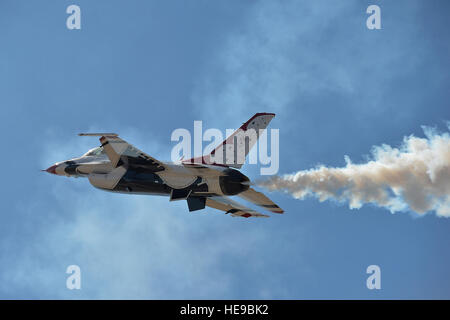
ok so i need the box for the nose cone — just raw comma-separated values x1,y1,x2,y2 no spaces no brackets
45,164,58,175
43,162,70,176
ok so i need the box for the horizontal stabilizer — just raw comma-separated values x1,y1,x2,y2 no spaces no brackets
238,188,284,214
206,196,269,218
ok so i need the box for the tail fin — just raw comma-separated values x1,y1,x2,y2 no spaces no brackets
183,113,275,168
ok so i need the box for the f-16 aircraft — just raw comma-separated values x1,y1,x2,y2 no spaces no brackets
44,113,283,218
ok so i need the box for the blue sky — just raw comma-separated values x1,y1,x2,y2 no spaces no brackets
0,0,449,299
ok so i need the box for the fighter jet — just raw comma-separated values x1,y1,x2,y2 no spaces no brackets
44,113,283,218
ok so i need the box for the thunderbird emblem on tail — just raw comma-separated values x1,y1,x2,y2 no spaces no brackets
44,113,283,218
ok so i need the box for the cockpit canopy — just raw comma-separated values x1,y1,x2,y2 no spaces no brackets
83,146,105,157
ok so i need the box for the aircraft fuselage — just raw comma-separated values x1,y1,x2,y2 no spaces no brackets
46,154,250,200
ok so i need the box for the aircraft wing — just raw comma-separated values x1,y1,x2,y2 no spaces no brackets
237,187,284,214
206,196,269,218
79,133,165,171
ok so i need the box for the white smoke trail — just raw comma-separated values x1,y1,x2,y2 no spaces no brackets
258,125,450,217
